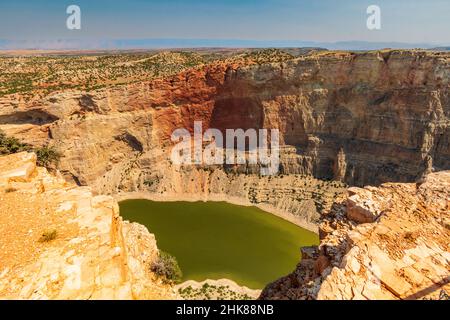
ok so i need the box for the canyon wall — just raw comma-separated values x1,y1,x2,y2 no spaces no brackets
0,50,449,224
0,152,177,299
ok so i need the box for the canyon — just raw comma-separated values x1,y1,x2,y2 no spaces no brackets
0,51,449,189
0,49,449,299
0,151,447,299
1,50,448,200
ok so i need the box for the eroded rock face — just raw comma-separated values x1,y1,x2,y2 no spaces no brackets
0,152,177,300
0,50,448,226
0,50,448,194
0,50,449,300
260,171,450,300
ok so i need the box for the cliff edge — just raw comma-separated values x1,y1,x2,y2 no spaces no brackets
0,152,177,299
261,170,450,300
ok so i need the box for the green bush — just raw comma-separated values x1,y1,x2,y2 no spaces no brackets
150,251,183,284
0,130,61,169
0,130,30,155
35,145,61,167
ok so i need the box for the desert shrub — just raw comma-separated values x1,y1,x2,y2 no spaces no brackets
0,131,60,168
150,251,183,284
0,130,30,155
4,187,17,193
35,145,61,167
39,229,57,242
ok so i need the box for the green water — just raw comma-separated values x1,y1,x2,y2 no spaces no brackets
119,200,319,289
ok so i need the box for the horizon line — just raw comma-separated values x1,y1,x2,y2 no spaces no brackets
1,38,449,51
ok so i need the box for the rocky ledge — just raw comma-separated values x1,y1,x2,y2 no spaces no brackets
261,170,450,300
0,152,177,299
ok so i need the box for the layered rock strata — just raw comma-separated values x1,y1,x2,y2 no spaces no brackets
1,50,449,190
2,50,448,225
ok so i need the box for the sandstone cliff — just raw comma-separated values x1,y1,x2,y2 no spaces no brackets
0,152,177,299
260,170,450,300
1,50,448,225
1,50,449,187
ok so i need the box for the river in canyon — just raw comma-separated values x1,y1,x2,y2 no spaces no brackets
119,200,319,289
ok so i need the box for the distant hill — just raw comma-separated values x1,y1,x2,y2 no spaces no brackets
279,47,328,56
0,38,446,51
430,47,450,51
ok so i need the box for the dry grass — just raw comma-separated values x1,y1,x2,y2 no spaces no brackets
39,229,58,242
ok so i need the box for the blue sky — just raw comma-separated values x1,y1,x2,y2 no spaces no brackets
0,0,449,49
